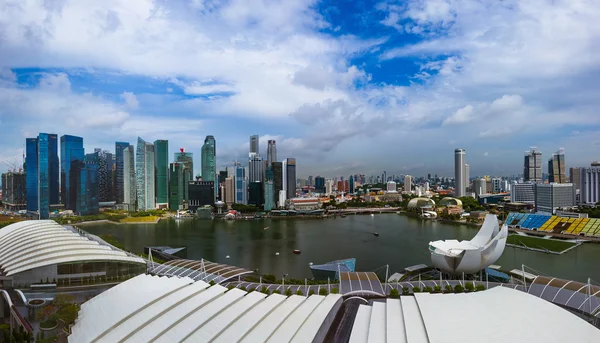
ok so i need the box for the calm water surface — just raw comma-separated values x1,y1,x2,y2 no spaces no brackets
82,214,600,282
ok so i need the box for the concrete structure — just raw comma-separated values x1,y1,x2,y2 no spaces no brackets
464,163,470,191
0,221,145,287
548,148,567,183
68,274,343,343
122,145,136,210
407,197,435,209
288,197,322,211
26,133,59,219
325,179,333,195
580,166,600,205
387,181,397,193
1,172,26,211
249,134,259,157
404,176,411,193
224,176,235,206
429,214,507,274
234,161,248,205
267,139,277,166
349,286,600,343
524,147,543,182
135,137,155,211
438,197,462,207
535,183,575,214
154,139,169,207
115,142,129,205
510,182,535,204
474,178,487,196
249,154,264,184
454,149,466,197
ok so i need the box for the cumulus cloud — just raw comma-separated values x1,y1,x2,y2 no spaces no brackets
120,92,139,109
443,104,474,125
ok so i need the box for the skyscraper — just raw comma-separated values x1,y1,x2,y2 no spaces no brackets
286,158,296,199
123,145,136,210
524,148,542,182
249,155,264,183
136,137,155,211
169,162,185,210
201,135,217,200
115,142,129,204
548,148,566,183
73,157,99,215
249,135,259,157
349,175,355,193
224,176,235,206
264,168,275,211
174,149,193,202
315,176,325,193
464,163,470,192
454,149,466,198
154,140,169,206
92,149,114,202
234,161,247,205
61,135,84,211
26,133,59,219
267,140,277,166
404,175,412,193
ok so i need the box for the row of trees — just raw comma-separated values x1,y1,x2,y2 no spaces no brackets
389,282,486,298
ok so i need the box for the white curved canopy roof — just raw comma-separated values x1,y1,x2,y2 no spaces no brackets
0,220,145,276
350,286,600,343
69,274,343,343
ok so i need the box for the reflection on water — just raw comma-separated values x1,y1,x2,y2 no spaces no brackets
81,214,600,282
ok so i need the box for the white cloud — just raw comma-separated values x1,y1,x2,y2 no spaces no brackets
490,94,523,112
120,91,139,109
443,104,474,125
483,151,489,157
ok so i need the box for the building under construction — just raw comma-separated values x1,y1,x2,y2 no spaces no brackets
1,171,26,211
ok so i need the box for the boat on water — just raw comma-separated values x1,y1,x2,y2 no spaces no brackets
310,258,356,280
340,214,347,218
293,249,301,254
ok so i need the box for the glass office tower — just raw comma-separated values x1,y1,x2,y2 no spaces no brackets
201,136,217,200
115,142,130,204
154,140,169,206
61,135,84,211
25,133,59,218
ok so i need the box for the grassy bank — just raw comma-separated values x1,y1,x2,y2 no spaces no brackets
506,234,576,253
119,216,160,223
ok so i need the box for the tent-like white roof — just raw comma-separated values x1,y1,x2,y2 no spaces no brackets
69,274,343,343
0,220,145,276
350,286,600,343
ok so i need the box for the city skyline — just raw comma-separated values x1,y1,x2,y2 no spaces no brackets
1,1,600,177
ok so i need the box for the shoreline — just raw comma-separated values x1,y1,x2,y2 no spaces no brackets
65,217,163,226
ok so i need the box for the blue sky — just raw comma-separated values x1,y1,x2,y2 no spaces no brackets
1,0,600,178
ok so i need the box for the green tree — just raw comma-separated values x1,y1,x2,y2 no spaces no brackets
295,289,303,296
330,288,339,294
476,284,486,291
412,287,421,293
465,282,475,292
319,288,328,296
454,284,464,293
389,288,400,299
309,290,315,296
284,288,293,296
402,287,410,295
57,304,79,326
260,286,270,294
445,285,453,293
422,286,433,293
433,286,442,293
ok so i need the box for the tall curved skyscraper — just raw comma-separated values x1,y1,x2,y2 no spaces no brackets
267,140,277,166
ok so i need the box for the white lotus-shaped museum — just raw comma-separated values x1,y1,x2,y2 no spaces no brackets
429,214,508,274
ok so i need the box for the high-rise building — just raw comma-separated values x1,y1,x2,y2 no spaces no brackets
580,166,600,205
154,140,169,207
491,178,502,194
169,163,185,210
115,142,129,204
1,172,26,210
60,135,84,210
280,159,287,206
569,167,581,203
249,155,264,183
510,182,535,204
524,148,543,182
387,181,397,193
224,176,235,206
234,161,247,205
201,135,217,200
337,180,345,192
248,181,264,206
175,149,193,202
272,162,283,200
26,133,59,219
548,148,566,183
264,168,275,211
123,145,136,210
136,137,155,211
92,149,114,203
286,158,296,200
535,183,575,214
464,164,470,192
187,181,215,212
349,175,355,194
249,135,259,157
325,179,333,195
315,176,325,193
404,175,412,193
454,149,466,198
74,158,99,215
267,140,277,166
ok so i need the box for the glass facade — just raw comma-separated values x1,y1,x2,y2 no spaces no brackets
136,137,155,210
315,176,325,193
123,145,137,209
115,142,129,204
74,159,99,215
55,261,145,286
201,136,217,201
286,158,296,200
48,134,59,206
26,138,39,213
169,162,184,210
38,134,50,219
60,135,84,210
154,140,169,205
187,181,215,212
235,162,247,204
175,151,193,202
248,181,264,206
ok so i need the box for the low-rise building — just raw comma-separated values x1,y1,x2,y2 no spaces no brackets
288,197,322,211
534,183,575,214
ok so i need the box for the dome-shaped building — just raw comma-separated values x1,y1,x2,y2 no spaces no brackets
407,197,436,209
438,197,463,207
